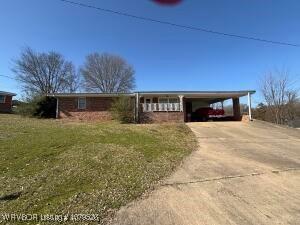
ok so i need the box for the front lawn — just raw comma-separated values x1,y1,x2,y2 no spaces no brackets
0,115,196,224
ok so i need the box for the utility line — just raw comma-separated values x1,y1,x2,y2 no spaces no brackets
58,0,299,47
0,74,19,81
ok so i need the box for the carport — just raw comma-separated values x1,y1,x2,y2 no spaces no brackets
182,91,255,122
136,90,255,123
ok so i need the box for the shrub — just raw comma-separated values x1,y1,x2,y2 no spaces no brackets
15,96,57,118
15,97,39,117
34,96,57,118
110,96,135,123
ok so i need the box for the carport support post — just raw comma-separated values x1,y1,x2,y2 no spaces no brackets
248,92,253,121
232,98,241,121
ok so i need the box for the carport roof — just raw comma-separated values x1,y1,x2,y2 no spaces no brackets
137,90,255,98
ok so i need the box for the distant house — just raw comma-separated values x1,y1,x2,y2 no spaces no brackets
49,90,255,123
0,91,16,113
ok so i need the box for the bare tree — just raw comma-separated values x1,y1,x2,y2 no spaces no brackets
260,69,298,124
81,53,135,93
12,47,79,95
64,67,81,93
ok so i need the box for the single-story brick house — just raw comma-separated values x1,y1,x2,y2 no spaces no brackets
49,90,255,123
0,91,16,113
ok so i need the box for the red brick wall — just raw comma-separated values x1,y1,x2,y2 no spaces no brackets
0,96,13,113
58,96,185,123
58,97,114,121
139,111,184,123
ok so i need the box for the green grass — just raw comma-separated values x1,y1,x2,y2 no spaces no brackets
0,114,197,224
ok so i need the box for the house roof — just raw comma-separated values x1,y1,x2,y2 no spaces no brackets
49,90,255,99
48,93,135,97
0,91,17,96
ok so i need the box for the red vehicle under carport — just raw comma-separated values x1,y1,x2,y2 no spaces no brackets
192,107,225,122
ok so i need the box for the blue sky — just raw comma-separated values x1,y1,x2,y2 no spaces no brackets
0,0,300,104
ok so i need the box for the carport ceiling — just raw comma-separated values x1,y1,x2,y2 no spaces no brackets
185,98,231,104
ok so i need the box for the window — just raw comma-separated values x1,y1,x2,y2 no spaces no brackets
0,96,5,103
158,97,179,103
78,97,86,109
169,98,179,103
145,98,152,104
158,98,168,103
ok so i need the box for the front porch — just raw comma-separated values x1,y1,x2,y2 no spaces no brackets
137,95,184,123
140,95,184,112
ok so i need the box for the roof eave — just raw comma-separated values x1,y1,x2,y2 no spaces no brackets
47,90,256,98
0,91,17,96
47,93,135,98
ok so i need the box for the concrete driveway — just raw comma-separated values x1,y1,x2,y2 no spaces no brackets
112,121,300,225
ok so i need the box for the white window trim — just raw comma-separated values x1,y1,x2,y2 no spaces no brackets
0,95,6,104
78,97,86,110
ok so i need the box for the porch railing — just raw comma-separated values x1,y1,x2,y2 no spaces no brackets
141,103,180,112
